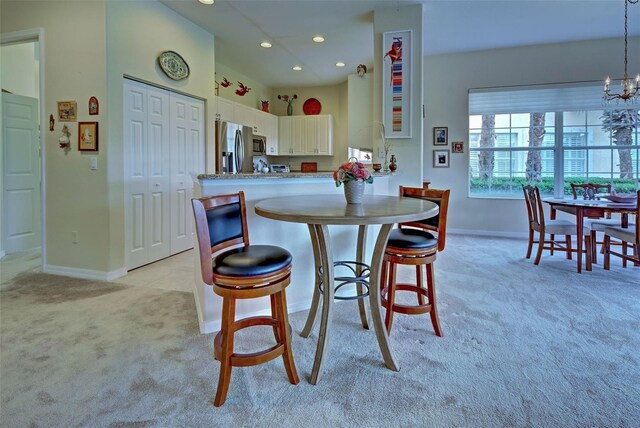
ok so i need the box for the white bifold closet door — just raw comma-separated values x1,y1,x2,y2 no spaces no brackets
124,79,204,270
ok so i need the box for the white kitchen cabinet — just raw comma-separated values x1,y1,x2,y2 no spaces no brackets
215,96,234,122
278,115,333,156
265,114,278,154
234,104,255,129
315,115,333,155
253,110,267,136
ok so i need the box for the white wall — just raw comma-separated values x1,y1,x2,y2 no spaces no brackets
105,0,216,273
0,42,39,98
2,1,109,274
215,61,272,110
423,37,640,236
373,4,425,194
1,0,216,277
348,73,373,158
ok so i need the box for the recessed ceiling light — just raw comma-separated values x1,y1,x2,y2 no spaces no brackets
198,0,214,4
260,41,272,48
312,36,325,43
292,65,302,71
336,62,345,67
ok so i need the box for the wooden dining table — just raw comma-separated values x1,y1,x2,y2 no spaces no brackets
543,197,635,273
254,194,439,384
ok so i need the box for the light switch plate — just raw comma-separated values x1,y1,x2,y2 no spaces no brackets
90,157,97,170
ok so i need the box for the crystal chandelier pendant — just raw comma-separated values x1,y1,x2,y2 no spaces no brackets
603,0,640,104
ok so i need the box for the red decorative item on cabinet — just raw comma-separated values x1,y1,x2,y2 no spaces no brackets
302,98,321,115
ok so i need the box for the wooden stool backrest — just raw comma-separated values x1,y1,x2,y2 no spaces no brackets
522,185,545,230
398,185,451,252
192,191,250,285
570,183,611,200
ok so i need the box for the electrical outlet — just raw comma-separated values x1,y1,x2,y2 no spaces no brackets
72,230,79,244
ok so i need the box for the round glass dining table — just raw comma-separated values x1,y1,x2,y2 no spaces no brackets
255,194,439,384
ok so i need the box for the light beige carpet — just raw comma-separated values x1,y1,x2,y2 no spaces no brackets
1,236,639,427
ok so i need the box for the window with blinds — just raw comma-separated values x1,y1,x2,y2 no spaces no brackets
467,82,639,198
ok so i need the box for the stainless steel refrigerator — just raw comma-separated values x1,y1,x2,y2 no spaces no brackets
216,120,253,173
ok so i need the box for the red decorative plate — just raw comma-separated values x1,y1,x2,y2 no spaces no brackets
303,98,322,115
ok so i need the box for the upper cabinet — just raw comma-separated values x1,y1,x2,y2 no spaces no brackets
278,115,333,156
213,96,278,150
215,97,234,123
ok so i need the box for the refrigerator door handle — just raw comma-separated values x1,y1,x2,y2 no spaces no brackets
234,129,244,173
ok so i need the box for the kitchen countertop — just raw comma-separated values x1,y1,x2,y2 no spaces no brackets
197,171,392,180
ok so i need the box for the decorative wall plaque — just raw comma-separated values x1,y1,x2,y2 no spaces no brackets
157,50,190,81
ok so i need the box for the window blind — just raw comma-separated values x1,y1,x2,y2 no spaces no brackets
469,82,639,115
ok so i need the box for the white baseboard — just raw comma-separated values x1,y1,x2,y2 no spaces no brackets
43,264,127,281
448,228,528,240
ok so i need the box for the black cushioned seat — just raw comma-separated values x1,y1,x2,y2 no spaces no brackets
387,228,437,250
213,245,293,277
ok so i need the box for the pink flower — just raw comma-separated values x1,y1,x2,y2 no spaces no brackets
333,159,374,187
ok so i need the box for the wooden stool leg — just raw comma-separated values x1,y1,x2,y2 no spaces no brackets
565,235,572,260
270,294,281,342
384,261,397,334
416,265,425,305
591,230,598,264
622,242,628,268
550,233,555,255
214,298,236,407
275,290,299,385
426,262,443,337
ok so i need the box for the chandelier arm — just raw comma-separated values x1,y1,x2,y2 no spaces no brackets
603,0,639,103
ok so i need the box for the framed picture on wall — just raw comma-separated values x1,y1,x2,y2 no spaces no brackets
452,141,464,153
57,100,77,122
433,149,450,168
382,29,412,139
433,126,448,146
78,122,98,151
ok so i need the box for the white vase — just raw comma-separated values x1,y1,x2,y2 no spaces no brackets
344,179,365,204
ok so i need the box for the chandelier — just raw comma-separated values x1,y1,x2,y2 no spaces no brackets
603,0,640,103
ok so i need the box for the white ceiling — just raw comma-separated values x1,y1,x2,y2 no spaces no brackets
160,0,640,88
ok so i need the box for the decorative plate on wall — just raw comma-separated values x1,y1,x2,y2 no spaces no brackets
303,98,322,115
157,51,190,81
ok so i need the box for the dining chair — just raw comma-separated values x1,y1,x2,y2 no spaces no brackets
603,190,640,269
192,191,299,406
522,185,592,269
380,183,450,336
570,183,611,200
570,182,621,264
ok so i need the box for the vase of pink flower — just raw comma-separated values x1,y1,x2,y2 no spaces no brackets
333,158,373,204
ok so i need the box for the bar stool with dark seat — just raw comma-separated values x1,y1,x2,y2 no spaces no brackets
192,191,299,407
381,183,450,336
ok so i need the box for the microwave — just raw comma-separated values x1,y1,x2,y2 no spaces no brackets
270,164,290,173
252,138,266,155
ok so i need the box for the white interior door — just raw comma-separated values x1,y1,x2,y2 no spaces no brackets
2,93,41,253
170,92,204,253
124,80,171,269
